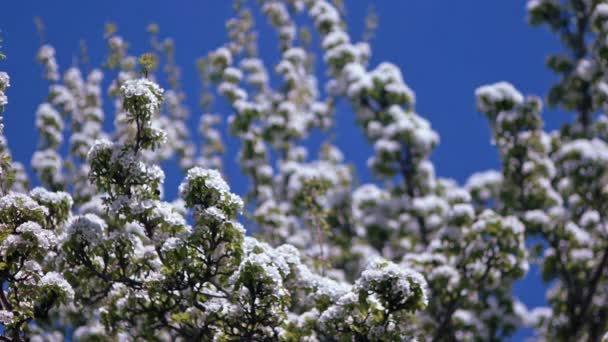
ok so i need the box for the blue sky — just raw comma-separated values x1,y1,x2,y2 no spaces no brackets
0,1,567,339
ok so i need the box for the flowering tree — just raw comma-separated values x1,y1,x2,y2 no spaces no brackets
0,0,608,341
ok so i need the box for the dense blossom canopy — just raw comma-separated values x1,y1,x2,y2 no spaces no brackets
0,0,608,341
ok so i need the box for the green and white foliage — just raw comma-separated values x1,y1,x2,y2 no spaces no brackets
1,0,608,341
0,190,74,340
474,1,608,340
0,69,12,193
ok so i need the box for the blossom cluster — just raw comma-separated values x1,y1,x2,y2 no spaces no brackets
0,0,607,340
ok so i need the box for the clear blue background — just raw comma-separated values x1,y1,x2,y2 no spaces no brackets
0,1,568,340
